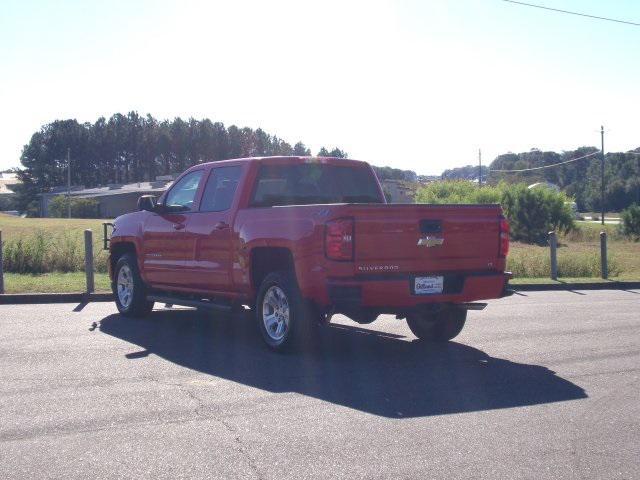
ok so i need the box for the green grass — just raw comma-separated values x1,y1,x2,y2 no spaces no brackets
3,272,111,294
565,222,622,242
509,277,636,285
0,214,111,274
508,227,640,281
0,214,109,236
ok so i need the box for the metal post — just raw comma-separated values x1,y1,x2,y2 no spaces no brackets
67,148,71,219
600,126,605,226
549,231,558,280
0,230,4,294
84,230,94,293
478,148,482,187
103,222,109,251
600,231,608,279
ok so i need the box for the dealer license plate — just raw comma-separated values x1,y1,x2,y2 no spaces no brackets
414,276,444,295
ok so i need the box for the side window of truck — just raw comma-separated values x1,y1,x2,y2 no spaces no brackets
164,170,203,210
200,166,242,212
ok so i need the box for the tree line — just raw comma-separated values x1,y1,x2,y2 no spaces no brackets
441,147,640,211
371,166,417,182
13,112,348,213
12,113,638,213
441,164,489,181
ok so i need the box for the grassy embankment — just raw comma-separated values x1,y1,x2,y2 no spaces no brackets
0,215,111,293
508,222,639,283
1,215,638,293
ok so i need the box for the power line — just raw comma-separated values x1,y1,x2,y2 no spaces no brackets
501,0,640,27
490,151,599,173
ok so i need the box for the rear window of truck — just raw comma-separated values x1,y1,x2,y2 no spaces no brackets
250,163,384,207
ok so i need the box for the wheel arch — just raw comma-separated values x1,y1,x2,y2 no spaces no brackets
109,240,139,281
249,247,296,293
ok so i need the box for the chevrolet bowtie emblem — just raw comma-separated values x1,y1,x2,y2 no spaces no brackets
417,236,444,247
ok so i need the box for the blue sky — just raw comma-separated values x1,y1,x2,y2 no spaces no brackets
1,0,639,174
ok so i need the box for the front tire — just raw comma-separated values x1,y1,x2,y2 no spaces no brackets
406,307,467,342
113,253,154,318
256,271,317,352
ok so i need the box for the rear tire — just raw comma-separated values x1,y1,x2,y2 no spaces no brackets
112,253,154,318
406,308,467,342
256,271,317,352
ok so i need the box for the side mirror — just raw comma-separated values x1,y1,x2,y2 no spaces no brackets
137,195,157,212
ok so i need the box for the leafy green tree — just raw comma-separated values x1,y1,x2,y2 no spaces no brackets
328,148,347,158
620,204,640,240
372,166,417,182
293,142,311,155
0,195,16,211
501,184,574,244
317,147,348,158
489,147,639,212
441,165,489,181
48,196,100,218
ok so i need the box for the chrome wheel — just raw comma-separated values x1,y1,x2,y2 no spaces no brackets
117,264,134,309
262,286,290,342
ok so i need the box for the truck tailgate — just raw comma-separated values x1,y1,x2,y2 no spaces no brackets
344,204,502,273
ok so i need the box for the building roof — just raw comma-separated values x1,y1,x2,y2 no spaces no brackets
0,174,20,195
76,181,172,198
42,180,172,199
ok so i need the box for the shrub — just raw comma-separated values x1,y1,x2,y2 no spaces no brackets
501,184,574,244
49,196,99,218
0,195,17,211
3,230,108,274
3,231,49,273
415,181,501,205
415,181,575,244
620,204,640,240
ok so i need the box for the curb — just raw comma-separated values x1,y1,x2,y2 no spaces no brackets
512,281,640,291
0,282,638,304
0,292,113,305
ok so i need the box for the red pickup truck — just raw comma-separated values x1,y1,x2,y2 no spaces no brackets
108,156,511,350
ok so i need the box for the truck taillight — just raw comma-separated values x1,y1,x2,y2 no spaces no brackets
325,218,354,261
499,216,510,258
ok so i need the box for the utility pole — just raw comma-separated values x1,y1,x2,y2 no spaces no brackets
478,149,482,187
600,126,605,226
67,148,71,219
637,153,640,204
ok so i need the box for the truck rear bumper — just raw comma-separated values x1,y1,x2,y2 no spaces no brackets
317,272,510,313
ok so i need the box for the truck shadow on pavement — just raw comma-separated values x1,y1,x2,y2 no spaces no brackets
99,309,587,418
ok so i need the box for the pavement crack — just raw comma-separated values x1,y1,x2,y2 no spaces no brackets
148,378,263,480
217,417,264,480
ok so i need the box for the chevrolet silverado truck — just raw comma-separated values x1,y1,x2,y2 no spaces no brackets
107,156,511,351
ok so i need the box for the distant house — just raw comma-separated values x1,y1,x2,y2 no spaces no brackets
0,173,20,198
0,173,20,211
39,178,173,218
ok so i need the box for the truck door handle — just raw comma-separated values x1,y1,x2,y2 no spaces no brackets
172,224,185,230
214,221,229,230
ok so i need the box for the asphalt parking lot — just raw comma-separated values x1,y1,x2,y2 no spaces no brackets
1,290,639,479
